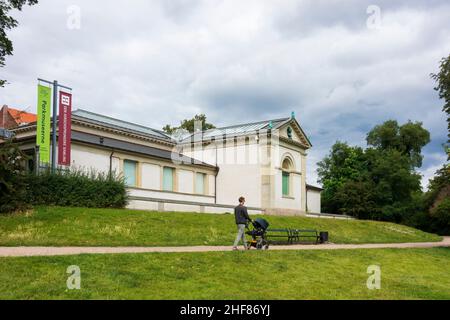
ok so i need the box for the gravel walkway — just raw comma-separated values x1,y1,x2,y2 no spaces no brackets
0,237,448,257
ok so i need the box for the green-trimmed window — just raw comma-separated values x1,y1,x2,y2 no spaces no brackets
282,172,290,196
124,160,137,187
282,157,294,197
163,167,175,191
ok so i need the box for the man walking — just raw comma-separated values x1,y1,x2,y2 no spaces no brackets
233,196,252,251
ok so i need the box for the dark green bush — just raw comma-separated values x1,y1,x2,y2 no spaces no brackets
430,198,450,235
410,165,450,235
410,198,450,236
0,140,30,214
26,169,127,209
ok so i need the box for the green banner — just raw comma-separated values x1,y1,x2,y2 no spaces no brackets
36,84,51,164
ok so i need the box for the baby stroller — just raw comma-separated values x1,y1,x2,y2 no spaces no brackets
246,218,270,250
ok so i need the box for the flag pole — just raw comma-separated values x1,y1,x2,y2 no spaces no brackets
37,78,72,172
52,80,58,173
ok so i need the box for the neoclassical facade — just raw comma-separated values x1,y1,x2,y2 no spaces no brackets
179,114,316,215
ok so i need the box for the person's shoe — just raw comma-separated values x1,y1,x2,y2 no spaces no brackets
232,247,239,251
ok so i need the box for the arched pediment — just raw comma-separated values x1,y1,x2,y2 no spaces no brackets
278,119,312,148
281,153,295,171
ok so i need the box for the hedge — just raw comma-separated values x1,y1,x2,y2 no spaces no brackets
25,169,128,209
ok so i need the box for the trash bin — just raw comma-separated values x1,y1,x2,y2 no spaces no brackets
319,232,329,243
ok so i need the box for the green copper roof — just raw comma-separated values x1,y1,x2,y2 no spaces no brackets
183,117,291,141
72,109,172,141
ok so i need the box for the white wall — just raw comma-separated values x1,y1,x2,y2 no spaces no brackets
141,163,160,190
307,189,322,213
184,141,262,207
216,163,261,208
127,199,264,215
208,174,215,196
128,187,215,204
178,169,194,194
71,144,111,173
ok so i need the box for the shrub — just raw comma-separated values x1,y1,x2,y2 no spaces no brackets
428,198,450,235
0,140,30,214
26,169,128,209
410,164,450,235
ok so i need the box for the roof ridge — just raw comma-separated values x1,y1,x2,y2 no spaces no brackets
74,109,158,130
211,117,290,131
73,109,172,140
73,109,172,139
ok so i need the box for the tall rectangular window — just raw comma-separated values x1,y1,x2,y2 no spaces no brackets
196,173,206,194
282,172,290,196
163,167,174,191
124,160,137,187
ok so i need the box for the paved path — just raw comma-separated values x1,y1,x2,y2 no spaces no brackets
0,237,449,257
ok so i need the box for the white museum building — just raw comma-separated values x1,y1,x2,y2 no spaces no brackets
11,109,322,215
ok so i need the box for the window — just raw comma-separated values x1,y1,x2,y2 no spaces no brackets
281,157,294,197
282,172,290,196
163,167,175,191
124,160,137,187
196,173,206,194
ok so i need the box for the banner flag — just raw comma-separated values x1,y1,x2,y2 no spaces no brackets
36,84,52,164
58,91,72,166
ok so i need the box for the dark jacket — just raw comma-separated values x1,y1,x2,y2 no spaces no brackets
234,205,251,225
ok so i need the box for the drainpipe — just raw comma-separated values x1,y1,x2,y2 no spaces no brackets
214,144,218,204
109,149,115,178
305,185,308,213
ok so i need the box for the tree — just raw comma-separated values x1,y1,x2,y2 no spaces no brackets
0,0,38,87
367,148,422,222
317,142,367,213
423,164,450,211
366,120,430,168
333,180,378,219
431,54,450,158
366,120,401,150
163,114,216,134
317,120,429,221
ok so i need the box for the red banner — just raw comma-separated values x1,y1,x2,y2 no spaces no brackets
58,91,72,166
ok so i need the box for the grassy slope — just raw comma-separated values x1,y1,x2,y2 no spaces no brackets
0,206,441,246
0,248,449,300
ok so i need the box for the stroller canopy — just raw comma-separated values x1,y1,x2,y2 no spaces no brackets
253,218,270,231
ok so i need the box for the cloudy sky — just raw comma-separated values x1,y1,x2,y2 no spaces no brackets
1,0,449,188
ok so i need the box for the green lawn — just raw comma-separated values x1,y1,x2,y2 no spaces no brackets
0,248,449,299
0,206,441,246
